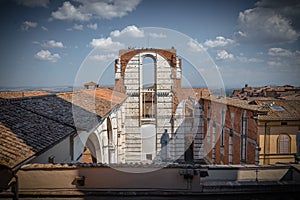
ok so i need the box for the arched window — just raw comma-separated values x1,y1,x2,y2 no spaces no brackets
141,56,156,120
277,134,291,154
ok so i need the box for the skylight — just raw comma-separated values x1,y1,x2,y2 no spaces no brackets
271,106,285,111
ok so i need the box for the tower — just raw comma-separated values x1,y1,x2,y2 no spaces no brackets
115,48,204,163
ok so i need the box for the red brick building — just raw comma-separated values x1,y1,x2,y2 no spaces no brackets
201,94,300,165
201,95,261,165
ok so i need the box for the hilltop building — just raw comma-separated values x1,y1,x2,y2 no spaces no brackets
0,49,210,193
232,84,300,100
1,49,300,199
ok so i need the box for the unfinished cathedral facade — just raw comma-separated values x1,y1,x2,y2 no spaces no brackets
114,49,207,163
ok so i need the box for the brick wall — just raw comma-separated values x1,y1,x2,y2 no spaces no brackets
201,98,258,164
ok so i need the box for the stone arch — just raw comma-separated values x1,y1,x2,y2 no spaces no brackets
141,53,157,61
119,49,178,163
118,49,178,77
84,132,102,163
115,49,181,93
123,51,173,92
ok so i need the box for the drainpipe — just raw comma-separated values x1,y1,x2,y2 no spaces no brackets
296,131,300,163
11,172,18,200
263,122,268,165
255,145,261,165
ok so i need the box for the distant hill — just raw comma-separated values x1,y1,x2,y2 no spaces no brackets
0,86,82,93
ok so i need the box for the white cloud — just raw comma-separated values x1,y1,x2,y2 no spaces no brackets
204,36,236,48
34,50,61,62
42,40,64,48
268,47,293,57
236,7,299,44
148,33,167,38
110,25,144,38
52,0,141,21
41,26,48,31
76,0,141,20
187,39,205,52
21,21,38,31
51,1,91,21
236,56,263,63
87,23,97,30
257,52,264,56
268,61,282,66
267,48,300,67
73,24,83,30
255,0,300,20
32,41,39,45
90,37,125,51
90,53,116,61
66,24,84,31
216,50,234,60
16,0,49,8
215,50,264,63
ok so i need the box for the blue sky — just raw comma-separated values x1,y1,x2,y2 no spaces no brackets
0,0,299,88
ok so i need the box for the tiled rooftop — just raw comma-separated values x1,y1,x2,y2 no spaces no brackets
0,101,75,169
20,162,292,170
202,95,260,111
232,85,300,100
254,100,300,120
203,95,300,120
0,91,50,99
83,88,127,104
0,88,127,169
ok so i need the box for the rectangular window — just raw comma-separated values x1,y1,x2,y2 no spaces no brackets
207,103,210,120
221,129,224,147
146,154,152,160
278,135,290,154
70,135,74,161
241,111,247,163
221,109,225,147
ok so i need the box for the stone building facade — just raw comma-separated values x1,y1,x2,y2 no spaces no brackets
254,100,300,164
201,95,300,165
114,48,209,163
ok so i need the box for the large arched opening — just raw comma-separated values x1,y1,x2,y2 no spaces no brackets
140,55,157,162
141,55,156,123
122,50,175,163
141,124,156,162
82,132,102,163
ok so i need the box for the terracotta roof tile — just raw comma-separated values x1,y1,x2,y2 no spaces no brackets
231,85,300,100
255,100,300,120
0,91,50,99
202,95,260,111
83,88,127,104
84,81,99,86
0,88,127,169
0,101,75,169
